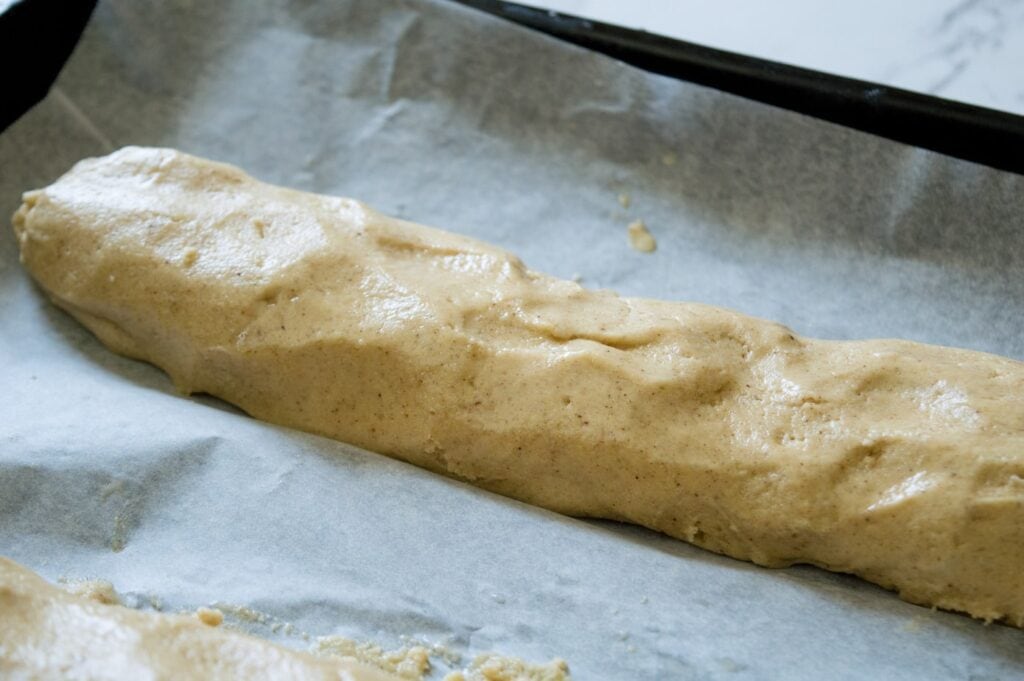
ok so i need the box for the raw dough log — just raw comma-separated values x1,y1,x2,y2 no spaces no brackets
0,557,401,680
13,147,1024,626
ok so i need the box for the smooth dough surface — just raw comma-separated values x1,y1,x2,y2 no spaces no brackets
13,147,1024,626
0,557,401,680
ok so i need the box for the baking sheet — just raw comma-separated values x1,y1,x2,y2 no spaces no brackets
1,0,1023,678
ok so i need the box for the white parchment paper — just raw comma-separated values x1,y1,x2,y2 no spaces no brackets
1,1,1023,678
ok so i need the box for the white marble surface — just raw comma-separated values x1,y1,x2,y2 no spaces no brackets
527,0,1024,116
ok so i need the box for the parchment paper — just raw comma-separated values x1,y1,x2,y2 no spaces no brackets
1,1,1023,678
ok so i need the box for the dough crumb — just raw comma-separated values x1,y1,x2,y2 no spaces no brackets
430,642,463,666
60,578,120,605
627,220,657,253
399,637,463,666
182,248,199,267
196,607,224,627
443,654,571,681
314,636,431,680
617,192,631,209
213,602,271,624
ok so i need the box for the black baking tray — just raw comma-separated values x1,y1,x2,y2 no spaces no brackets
0,0,97,134
5,0,1024,176
454,0,1024,176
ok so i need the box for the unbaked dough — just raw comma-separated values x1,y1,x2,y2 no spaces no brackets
12,147,1024,626
626,220,656,252
0,557,402,680
442,654,570,681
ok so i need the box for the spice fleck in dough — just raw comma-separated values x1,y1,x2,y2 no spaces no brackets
12,147,1024,626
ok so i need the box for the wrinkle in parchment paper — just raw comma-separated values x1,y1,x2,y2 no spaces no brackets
1,1,1023,679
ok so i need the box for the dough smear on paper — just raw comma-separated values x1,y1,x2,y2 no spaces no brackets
0,557,570,680
0,557,402,680
12,147,1024,626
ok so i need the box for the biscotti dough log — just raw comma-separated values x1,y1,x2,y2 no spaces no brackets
13,147,1024,626
0,557,401,680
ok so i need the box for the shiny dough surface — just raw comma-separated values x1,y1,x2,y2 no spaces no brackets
12,147,1024,626
0,557,400,680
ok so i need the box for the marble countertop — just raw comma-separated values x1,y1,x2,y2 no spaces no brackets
527,0,1024,116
